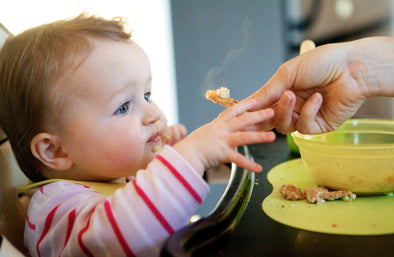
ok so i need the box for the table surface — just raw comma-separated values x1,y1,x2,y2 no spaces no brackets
201,134,394,257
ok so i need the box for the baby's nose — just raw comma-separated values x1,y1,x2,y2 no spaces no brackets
142,110,161,125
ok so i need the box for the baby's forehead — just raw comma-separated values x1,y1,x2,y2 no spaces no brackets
89,37,136,51
58,39,143,92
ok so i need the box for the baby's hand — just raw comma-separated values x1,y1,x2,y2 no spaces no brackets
173,100,276,174
163,124,187,146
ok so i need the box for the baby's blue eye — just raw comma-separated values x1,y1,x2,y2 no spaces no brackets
144,92,151,102
115,102,130,115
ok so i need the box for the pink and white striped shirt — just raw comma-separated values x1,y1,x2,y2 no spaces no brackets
24,146,210,257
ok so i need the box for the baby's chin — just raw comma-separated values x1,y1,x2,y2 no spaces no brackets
142,143,165,164
118,143,166,177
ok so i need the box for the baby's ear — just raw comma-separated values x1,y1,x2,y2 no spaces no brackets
30,133,73,171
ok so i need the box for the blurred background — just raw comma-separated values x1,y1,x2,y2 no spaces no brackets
1,0,394,133
171,0,394,131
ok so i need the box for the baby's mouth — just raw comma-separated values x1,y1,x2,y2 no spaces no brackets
149,131,161,153
148,131,161,143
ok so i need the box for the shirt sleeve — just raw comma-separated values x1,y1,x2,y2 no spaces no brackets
24,145,210,257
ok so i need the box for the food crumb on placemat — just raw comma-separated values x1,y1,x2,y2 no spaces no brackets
279,184,356,204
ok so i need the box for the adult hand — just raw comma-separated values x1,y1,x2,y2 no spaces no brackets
248,37,394,134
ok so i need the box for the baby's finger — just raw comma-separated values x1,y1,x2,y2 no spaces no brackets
217,99,260,120
227,108,274,131
167,125,187,145
243,118,275,131
228,151,263,173
230,131,276,146
296,92,323,134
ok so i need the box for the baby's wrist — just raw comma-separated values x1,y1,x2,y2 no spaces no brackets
172,143,205,176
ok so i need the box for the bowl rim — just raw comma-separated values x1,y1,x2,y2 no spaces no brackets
291,118,394,150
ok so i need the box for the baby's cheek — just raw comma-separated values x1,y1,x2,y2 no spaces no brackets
105,143,143,173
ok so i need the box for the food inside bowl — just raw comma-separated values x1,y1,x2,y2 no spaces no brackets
292,119,394,194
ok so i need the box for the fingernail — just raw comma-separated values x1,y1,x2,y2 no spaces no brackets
266,108,274,117
311,93,322,104
283,91,292,106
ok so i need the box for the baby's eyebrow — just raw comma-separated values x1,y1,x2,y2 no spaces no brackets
106,75,152,103
106,82,135,103
145,76,152,88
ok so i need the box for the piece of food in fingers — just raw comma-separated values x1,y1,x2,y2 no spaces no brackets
205,87,239,107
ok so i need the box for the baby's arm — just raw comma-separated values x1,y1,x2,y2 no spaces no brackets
24,146,209,257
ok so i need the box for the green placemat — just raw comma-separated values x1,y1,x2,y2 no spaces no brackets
262,158,394,235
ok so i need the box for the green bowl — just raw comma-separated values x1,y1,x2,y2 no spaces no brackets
286,133,299,154
292,119,394,194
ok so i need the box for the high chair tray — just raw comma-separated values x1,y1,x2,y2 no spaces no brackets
160,134,394,257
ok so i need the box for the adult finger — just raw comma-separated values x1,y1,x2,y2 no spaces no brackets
273,40,316,134
246,58,299,111
296,92,323,134
300,39,316,54
274,90,296,134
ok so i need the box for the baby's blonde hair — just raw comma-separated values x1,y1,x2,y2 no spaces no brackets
0,13,132,181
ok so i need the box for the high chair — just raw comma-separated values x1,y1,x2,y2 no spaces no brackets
0,129,29,256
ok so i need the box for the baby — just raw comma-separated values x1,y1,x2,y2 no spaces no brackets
0,14,275,256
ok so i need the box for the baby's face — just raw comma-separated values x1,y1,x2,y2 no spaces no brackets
56,39,168,181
